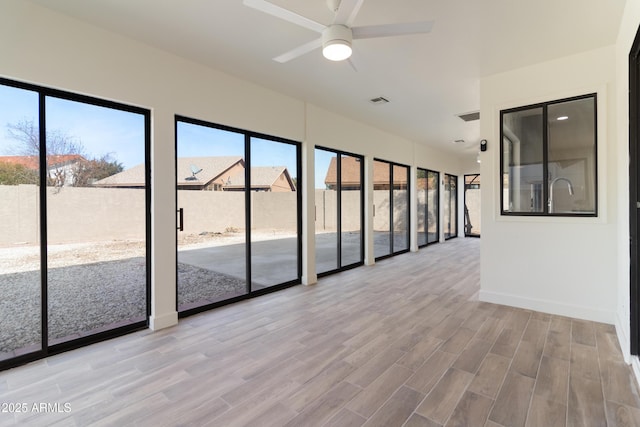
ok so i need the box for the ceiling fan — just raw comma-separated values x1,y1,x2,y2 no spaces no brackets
243,0,434,64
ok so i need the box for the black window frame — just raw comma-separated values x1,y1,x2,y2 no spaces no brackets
444,173,458,240
417,167,440,248
500,93,598,217
0,77,151,372
373,158,411,261
464,174,481,238
174,115,302,318
315,146,365,278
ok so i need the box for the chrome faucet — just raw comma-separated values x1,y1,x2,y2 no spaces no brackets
548,177,574,213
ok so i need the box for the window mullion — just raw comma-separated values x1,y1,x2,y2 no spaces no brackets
542,105,549,215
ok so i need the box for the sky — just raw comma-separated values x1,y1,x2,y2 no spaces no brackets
0,83,334,186
0,84,145,169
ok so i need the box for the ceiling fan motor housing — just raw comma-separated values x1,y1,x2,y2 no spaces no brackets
322,25,353,61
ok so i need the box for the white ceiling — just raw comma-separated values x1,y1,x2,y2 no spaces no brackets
29,0,626,159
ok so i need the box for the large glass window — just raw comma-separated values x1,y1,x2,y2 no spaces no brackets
373,159,410,260
315,147,364,276
417,168,439,247
176,122,247,311
340,153,363,267
250,137,299,289
444,173,458,239
46,97,148,347
464,174,481,237
176,117,301,316
427,170,440,244
501,94,597,216
393,164,410,253
0,78,150,369
0,84,41,361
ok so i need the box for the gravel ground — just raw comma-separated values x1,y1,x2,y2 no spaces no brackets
0,238,246,356
0,230,369,356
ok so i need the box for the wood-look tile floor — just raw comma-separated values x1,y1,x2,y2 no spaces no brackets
1,238,640,426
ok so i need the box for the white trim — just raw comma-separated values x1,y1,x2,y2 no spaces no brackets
631,356,640,393
616,310,632,364
479,289,615,324
149,312,178,330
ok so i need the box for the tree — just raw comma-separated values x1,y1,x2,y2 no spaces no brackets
4,119,123,187
0,163,38,185
5,119,86,188
72,155,123,186
7,119,85,158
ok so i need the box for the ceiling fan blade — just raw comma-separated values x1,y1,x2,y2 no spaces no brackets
352,21,434,39
273,38,323,63
243,0,325,33
347,57,358,72
333,0,365,26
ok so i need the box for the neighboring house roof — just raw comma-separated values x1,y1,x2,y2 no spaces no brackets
0,154,85,170
224,166,295,191
177,156,244,188
92,163,146,187
324,156,408,188
94,156,244,188
373,161,409,186
324,156,362,189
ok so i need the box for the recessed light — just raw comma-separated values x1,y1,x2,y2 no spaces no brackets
557,116,569,121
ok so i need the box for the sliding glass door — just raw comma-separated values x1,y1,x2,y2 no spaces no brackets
373,159,410,260
393,164,410,253
444,173,458,239
176,121,248,311
250,137,300,290
427,170,440,244
0,84,41,361
176,117,301,316
341,153,364,267
315,149,338,274
0,78,150,369
373,159,392,258
417,168,439,247
464,174,481,237
45,97,148,346
314,147,364,276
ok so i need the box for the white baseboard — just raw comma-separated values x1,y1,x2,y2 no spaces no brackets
478,290,615,324
302,274,318,286
616,312,640,390
149,311,178,331
632,357,640,389
615,311,632,364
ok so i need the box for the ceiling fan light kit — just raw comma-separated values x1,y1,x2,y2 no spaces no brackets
243,0,434,64
322,25,353,61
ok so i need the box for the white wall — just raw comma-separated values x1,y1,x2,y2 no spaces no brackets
479,46,618,324
0,1,463,330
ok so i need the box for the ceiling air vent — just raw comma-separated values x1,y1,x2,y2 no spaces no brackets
457,111,480,122
369,96,389,105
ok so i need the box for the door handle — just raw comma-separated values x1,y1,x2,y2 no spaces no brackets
177,208,184,231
